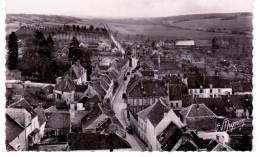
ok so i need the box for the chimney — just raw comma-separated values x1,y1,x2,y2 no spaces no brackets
141,80,144,90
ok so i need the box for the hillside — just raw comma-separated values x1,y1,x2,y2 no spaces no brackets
6,12,252,40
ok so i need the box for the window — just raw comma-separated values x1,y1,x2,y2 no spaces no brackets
210,89,213,93
210,95,213,98
218,89,221,93
200,89,203,93
176,103,179,108
57,94,61,99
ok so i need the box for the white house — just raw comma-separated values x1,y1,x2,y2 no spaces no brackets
6,98,40,149
187,76,232,98
54,77,76,104
66,62,87,85
175,40,195,47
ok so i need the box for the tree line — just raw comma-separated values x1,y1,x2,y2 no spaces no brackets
7,30,92,83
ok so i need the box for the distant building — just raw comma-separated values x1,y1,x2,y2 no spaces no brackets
65,62,87,85
175,40,195,47
187,76,232,98
54,77,76,104
231,82,252,95
127,79,168,109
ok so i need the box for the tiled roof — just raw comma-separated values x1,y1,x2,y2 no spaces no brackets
81,103,102,129
6,114,24,143
75,84,88,93
187,75,231,89
196,98,227,116
181,104,217,118
157,122,183,151
222,95,252,109
54,77,76,92
69,62,86,79
93,81,106,98
181,94,194,107
100,79,109,91
128,79,168,97
140,70,154,77
169,84,182,101
45,112,70,129
34,106,47,126
137,105,154,120
102,74,112,85
68,132,131,150
9,98,37,118
147,99,170,127
231,82,252,93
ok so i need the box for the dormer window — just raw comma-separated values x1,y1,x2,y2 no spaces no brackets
200,85,203,89
209,84,213,88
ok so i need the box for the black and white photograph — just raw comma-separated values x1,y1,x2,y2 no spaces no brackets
2,0,257,152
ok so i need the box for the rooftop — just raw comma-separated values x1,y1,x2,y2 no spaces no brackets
128,79,168,98
68,132,131,150
180,103,217,118
157,122,183,151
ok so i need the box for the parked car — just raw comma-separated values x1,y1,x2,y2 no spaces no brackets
127,72,130,75
124,76,127,80
126,126,133,134
122,93,127,99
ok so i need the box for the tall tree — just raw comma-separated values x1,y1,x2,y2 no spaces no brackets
69,37,82,63
7,32,18,70
80,47,92,81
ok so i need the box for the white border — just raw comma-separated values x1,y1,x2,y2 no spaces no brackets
0,0,259,156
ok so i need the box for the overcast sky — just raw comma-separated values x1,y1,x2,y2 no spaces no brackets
6,0,253,18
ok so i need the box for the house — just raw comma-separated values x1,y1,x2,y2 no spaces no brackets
156,122,183,151
175,40,195,47
6,98,40,147
180,104,217,131
187,75,232,98
138,70,155,79
196,98,227,117
127,79,168,107
34,106,47,139
54,77,76,104
41,84,54,99
44,106,70,139
65,61,87,85
231,82,252,95
168,84,182,108
136,98,184,151
6,114,26,151
68,132,131,151
222,95,252,118
74,84,89,101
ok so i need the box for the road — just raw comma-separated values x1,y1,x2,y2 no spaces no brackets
111,57,145,151
106,25,144,150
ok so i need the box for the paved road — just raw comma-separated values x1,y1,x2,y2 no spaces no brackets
111,57,145,151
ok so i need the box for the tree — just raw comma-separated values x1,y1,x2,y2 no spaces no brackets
89,25,94,32
68,37,82,63
7,32,18,70
80,47,92,81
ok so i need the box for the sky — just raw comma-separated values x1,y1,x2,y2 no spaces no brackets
6,0,254,18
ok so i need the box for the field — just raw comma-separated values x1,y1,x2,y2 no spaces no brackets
6,12,252,40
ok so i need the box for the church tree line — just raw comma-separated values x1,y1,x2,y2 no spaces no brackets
7,30,92,83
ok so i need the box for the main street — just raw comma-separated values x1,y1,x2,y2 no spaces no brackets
111,57,146,151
